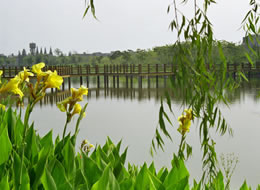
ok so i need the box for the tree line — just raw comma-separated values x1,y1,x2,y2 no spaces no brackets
0,40,258,66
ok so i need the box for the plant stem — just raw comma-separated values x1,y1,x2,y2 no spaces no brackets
178,135,185,159
62,118,69,140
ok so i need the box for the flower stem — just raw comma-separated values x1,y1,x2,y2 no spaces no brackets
178,135,185,159
62,118,69,140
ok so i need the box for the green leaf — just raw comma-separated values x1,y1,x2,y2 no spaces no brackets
32,146,50,189
245,52,254,66
0,124,12,166
40,130,53,151
5,107,17,143
163,155,189,190
240,180,250,190
51,159,73,190
61,138,75,177
120,178,134,190
25,125,39,162
134,163,163,190
211,172,224,190
74,168,89,189
82,154,102,187
91,164,120,190
0,174,9,190
41,167,57,190
83,5,90,18
13,151,30,190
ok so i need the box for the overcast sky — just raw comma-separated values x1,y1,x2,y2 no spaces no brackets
0,0,251,55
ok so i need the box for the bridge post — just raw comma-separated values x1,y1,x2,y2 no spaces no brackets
95,65,100,88
8,66,11,77
156,64,159,88
68,77,71,90
148,64,150,89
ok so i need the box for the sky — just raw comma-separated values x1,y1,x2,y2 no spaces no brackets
0,0,251,55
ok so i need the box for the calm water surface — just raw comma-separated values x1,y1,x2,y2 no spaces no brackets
29,76,260,189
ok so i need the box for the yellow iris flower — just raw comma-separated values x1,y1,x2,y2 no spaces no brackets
71,86,88,101
0,104,5,111
57,97,72,112
18,67,34,82
32,62,47,81
0,76,24,98
184,108,193,120
177,108,193,135
71,103,82,116
44,70,63,90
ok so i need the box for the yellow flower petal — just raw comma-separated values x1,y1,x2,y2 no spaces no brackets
72,103,82,116
32,62,48,81
0,76,23,98
0,104,5,111
184,108,193,120
56,97,72,112
71,85,88,101
18,67,34,82
44,70,63,89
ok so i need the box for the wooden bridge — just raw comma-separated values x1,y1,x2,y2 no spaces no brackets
1,63,260,78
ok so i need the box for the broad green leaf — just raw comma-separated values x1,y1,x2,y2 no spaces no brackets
135,163,163,190
74,169,89,189
82,154,102,187
13,151,30,190
91,164,120,190
240,181,250,190
120,178,134,190
0,124,12,166
5,107,17,143
32,146,50,189
40,130,54,151
163,156,189,190
61,138,75,177
41,167,57,190
0,174,9,190
25,125,39,162
51,159,73,190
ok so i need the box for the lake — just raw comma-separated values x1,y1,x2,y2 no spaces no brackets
28,75,260,189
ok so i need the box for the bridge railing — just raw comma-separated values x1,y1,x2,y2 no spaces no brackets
1,62,260,78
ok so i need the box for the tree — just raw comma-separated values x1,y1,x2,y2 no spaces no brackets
22,49,27,56
44,48,47,55
18,51,22,64
54,48,62,56
36,47,39,55
49,47,53,56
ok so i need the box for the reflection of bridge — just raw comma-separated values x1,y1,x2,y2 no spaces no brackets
40,87,177,106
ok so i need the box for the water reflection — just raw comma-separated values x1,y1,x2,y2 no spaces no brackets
38,76,260,106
